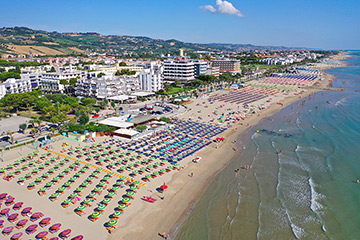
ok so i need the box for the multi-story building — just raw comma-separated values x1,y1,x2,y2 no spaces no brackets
211,59,241,73
139,62,163,92
40,69,86,93
20,72,42,89
163,60,195,82
1,78,32,95
193,60,208,77
76,75,139,99
206,66,220,77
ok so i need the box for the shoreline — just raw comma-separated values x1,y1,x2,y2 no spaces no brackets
108,52,350,240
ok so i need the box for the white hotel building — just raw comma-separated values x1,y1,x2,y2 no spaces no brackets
163,60,195,82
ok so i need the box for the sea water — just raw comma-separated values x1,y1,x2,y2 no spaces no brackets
175,51,360,240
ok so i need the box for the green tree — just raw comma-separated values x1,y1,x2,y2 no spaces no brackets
111,101,116,108
19,123,27,132
159,117,171,123
81,98,96,106
119,62,127,66
97,72,105,78
69,78,78,87
94,107,100,113
136,125,147,132
79,115,90,124
48,66,56,72
60,79,69,85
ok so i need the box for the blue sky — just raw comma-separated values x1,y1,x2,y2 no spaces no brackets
1,0,359,49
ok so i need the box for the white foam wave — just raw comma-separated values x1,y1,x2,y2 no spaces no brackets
335,96,350,106
309,178,325,212
290,223,305,239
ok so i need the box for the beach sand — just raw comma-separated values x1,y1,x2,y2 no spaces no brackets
108,52,350,240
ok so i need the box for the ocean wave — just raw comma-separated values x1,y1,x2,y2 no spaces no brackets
290,223,305,239
309,178,325,212
335,96,350,106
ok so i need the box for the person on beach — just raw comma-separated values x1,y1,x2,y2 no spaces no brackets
357,179,359,184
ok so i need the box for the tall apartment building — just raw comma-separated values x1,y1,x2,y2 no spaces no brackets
206,66,220,77
139,62,163,92
163,60,195,82
211,59,241,73
193,60,208,77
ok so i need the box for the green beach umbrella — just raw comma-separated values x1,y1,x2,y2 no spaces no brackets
64,181,72,187
77,205,86,211
84,199,92,204
51,193,59,198
122,197,131,203
70,177,78,182
59,172,66,177
87,176,94,181
18,177,26,182
103,175,110,181
107,192,116,197
39,187,47,192
46,182,54,187
103,198,111,204
94,187,102,192
35,177,43,182
126,191,135,197
129,185,137,190
112,211,122,217
75,187,84,192
70,193,78,198
28,182,36,186
58,187,66,192
108,220,117,226
145,175,151,179
26,173,32,177
133,181,140,185
91,212,101,219
53,176,60,181
81,182,89,187
118,204,127,210
120,176,126,180
97,204,106,211
88,192,97,198
115,181,123,186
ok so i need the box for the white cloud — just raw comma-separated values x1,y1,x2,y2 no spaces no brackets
200,0,244,17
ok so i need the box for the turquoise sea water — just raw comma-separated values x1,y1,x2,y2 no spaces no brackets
175,51,360,240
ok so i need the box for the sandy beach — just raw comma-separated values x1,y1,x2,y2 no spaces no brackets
108,52,349,240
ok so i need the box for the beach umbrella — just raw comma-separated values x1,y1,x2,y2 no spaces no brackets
72,235,84,240
36,231,49,238
64,182,72,187
49,237,59,240
31,212,43,218
98,181,107,187
76,205,86,211
91,212,101,219
21,207,32,215
97,204,107,211
111,186,120,192
17,219,28,226
107,192,116,197
88,192,97,198
60,229,71,238
63,199,71,204
26,224,37,231
102,198,111,204
11,232,23,239
70,193,78,198
126,191,135,197
3,226,14,234
8,213,19,220
83,199,92,205
86,176,94,181
50,223,61,231
13,202,23,208
129,185,137,191
50,193,59,198
75,187,84,192
112,211,122,218
94,187,102,192
57,187,66,192
81,182,89,187
0,208,10,214
122,197,131,203
40,217,51,225
108,219,117,226
103,175,111,181
118,204,127,210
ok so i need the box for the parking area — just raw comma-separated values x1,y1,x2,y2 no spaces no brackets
0,115,32,134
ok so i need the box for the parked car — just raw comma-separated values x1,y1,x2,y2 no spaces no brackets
139,108,146,111
92,114,100,118
156,111,163,115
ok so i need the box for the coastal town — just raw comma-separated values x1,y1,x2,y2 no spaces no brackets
0,40,345,239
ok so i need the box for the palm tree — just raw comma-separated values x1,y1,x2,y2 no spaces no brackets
50,128,56,137
7,130,14,144
35,117,42,129
30,128,37,136
29,119,36,128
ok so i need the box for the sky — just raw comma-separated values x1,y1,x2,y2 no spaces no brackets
1,0,360,49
